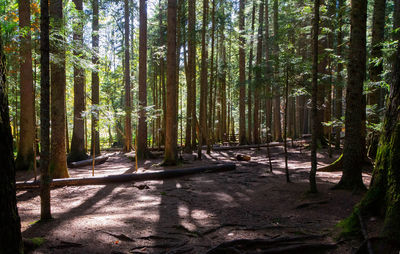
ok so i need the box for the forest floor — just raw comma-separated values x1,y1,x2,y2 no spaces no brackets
16,144,373,254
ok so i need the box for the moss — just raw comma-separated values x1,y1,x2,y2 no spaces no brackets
336,208,362,239
29,237,45,247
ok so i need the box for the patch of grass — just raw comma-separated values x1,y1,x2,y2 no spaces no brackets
29,237,45,247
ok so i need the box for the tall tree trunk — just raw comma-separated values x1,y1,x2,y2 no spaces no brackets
346,1,400,241
91,0,100,156
39,0,51,219
265,0,272,142
219,22,227,142
50,0,69,179
137,0,149,160
238,0,246,145
254,0,264,145
185,0,196,152
335,0,344,149
198,0,209,159
247,0,256,144
0,30,23,253
335,0,367,191
310,0,319,193
368,0,386,120
208,0,216,146
164,0,178,165
123,0,132,152
273,0,282,141
69,0,87,163
16,0,35,171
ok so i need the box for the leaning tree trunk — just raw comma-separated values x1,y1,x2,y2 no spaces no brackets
0,27,23,253
164,0,178,165
335,0,367,191
69,0,87,163
50,0,69,179
16,0,35,172
346,1,400,242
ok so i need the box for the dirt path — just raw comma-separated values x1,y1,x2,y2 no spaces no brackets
17,146,371,253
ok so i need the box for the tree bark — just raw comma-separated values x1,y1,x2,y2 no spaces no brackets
273,0,282,142
335,0,367,191
39,0,51,220
310,0,319,193
368,0,386,119
69,0,87,163
185,0,196,152
254,0,264,145
247,1,255,144
123,0,132,152
50,0,69,179
16,0,35,172
346,2,400,242
0,26,24,254
198,0,209,159
91,0,100,157
335,0,344,149
238,0,246,145
137,0,149,160
164,0,178,165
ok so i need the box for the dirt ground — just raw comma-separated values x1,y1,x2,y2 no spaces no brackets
16,144,373,253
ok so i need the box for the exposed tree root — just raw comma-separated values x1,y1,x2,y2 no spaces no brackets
206,235,335,254
295,199,330,209
16,164,236,189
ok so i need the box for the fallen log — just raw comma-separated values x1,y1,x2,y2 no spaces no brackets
16,163,236,189
68,155,109,168
212,142,282,151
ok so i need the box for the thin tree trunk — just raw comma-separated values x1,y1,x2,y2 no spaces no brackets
247,0,256,144
91,0,100,156
137,0,149,160
238,0,246,145
310,0,319,193
273,0,282,141
198,0,209,159
254,0,263,145
39,0,51,219
335,0,344,149
123,0,132,152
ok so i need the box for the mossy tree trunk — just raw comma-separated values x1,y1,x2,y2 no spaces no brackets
346,0,400,243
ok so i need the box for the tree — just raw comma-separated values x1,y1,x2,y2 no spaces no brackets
123,0,132,152
69,0,87,162
335,0,367,191
40,0,51,220
0,25,24,254
344,0,400,242
137,0,149,160
91,0,100,156
272,0,282,141
253,0,263,145
163,0,178,165
50,0,69,179
368,0,386,115
238,0,246,145
15,0,35,172
310,0,319,193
